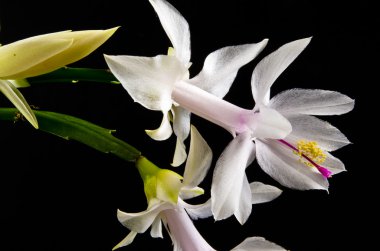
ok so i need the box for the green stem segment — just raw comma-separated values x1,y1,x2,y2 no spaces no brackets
0,108,140,162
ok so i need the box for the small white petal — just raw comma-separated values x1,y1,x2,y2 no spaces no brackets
256,139,329,190
211,133,255,222
112,231,138,250
105,54,187,112
189,40,268,98
183,125,213,188
180,199,213,220
270,88,355,115
146,111,173,141
250,182,282,204
251,37,311,105
232,236,286,251
150,217,163,238
172,138,187,167
251,106,292,139
171,106,191,166
149,0,191,64
116,201,172,233
286,114,351,151
0,80,38,129
179,186,204,200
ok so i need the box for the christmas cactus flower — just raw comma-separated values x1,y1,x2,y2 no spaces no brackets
113,126,283,250
211,37,354,222
0,27,117,128
104,0,268,166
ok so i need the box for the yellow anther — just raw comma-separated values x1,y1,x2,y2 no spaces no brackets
295,140,326,167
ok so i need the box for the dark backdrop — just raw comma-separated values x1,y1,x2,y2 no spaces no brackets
0,0,376,250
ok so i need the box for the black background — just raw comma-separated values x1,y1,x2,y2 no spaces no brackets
0,0,376,250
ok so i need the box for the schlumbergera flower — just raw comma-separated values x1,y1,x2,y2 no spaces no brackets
113,126,284,251
0,27,118,128
104,0,268,166
210,38,354,222
104,0,354,223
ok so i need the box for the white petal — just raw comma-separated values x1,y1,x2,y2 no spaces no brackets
250,182,282,204
250,106,292,139
116,201,171,233
251,37,311,105
180,199,213,220
149,0,191,64
105,54,187,112
150,217,163,238
255,139,329,190
146,111,173,141
112,231,138,250
0,80,38,129
270,88,355,115
189,40,268,98
211,133,255,222
171,106,191,166
286,114,350,151
183,125,213,188
179,186,204,200
324,151,346,175
232,236,286,251
236,174,252,225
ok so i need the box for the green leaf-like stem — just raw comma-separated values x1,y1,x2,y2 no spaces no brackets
0,108,141,162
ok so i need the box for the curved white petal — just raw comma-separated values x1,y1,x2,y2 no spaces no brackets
250,182,282,204
251,37,311,105
180,199,213,220
189,40,268,98
105,54,187,112
146,111,173,141
0,80,38,129
256,139,329,190
232,236,286,251
149,0,191,64
286,114,350,151
171,106,191,166
172,138,187,167
116,201,172,233
270,88,355,115
150,217,163,238
183,125,213,188
250,106,292,139
211,133,255,222
112,231,138,250
324,151,346,175
179,186,204,200
236,174,252,224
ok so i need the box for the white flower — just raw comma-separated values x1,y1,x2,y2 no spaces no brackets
211,37,354,222
104,0,268,166
104,0,353,224
113,126,283,251
0,28,118,128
